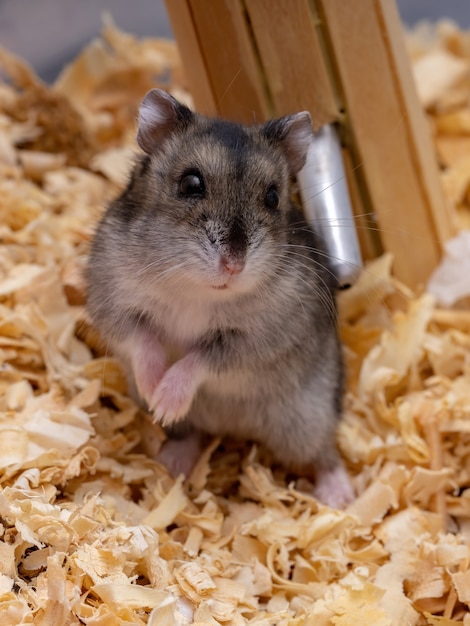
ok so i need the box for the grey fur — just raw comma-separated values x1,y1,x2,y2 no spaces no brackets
87,89,347,483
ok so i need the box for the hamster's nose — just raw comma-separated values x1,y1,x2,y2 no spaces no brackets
220,255,245,275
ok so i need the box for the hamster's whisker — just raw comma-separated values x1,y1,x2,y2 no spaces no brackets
134,255,187,277
284,243,361,271
282,245,340,284
280,252,342,324
287,243,396,314
297,209,441,246
270,259,337,325
115,307,139,347
135,260,192,287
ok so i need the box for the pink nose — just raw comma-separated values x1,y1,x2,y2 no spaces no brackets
220,255,245,275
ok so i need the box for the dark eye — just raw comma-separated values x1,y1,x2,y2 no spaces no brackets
179,170,205,197
264,185,279,211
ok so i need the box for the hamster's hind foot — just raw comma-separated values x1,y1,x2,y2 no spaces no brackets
156,430,203,478
314,461,354,509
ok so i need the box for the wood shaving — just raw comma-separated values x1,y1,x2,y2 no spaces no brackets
1,16,470,625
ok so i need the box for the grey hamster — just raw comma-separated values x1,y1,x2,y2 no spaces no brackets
86,89,354,508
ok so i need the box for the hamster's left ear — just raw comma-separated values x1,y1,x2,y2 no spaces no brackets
263,112,313,176
137,89,195,154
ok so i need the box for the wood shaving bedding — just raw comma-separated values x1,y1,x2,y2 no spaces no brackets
1,16,470,626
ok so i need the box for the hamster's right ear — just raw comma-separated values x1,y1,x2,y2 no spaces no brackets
263,111,313,176
137,89,195,154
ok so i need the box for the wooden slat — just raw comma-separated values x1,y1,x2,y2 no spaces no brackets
316,0,456,287
342,148,382,262
163,0,217,115
186,0,270,123
245,0,339,127
377,0,457,244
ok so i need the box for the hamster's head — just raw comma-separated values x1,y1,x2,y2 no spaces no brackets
126,89,312,299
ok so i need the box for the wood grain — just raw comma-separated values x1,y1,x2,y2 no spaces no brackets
163,0,217,115
245,0,340,127
187,0,269,123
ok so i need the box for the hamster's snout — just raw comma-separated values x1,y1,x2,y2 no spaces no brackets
203,231,249,291
205,216,251,287
225,219,247,255
220,254,245,276
218,220,247,276
212,249,246,290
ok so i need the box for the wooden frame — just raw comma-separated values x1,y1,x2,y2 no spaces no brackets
165,0,457,288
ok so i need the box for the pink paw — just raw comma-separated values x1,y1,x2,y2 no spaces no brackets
150,353,204,427
156,432,202,478
150,373,194,426
314,462,355,509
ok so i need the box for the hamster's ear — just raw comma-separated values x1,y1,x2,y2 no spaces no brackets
137,89,195,154
263,112,312,176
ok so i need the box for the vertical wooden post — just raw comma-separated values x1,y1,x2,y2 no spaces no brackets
163,0,216,115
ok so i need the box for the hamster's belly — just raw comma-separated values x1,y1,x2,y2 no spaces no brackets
202,368,256,397
188,368,270,440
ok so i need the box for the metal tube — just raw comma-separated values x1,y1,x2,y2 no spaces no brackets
297,124,362,288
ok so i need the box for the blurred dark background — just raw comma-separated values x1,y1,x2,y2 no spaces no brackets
0,0,468,83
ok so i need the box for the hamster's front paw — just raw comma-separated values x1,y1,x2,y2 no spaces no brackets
150,373,194,426
150,352,204,427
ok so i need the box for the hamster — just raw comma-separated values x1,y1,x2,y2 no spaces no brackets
86,88,354,508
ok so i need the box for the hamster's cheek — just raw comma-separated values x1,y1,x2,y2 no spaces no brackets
244,243,276,280
230,266,263,293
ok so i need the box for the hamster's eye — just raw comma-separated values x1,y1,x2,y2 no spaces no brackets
179,170,205,198
264,185,280,211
